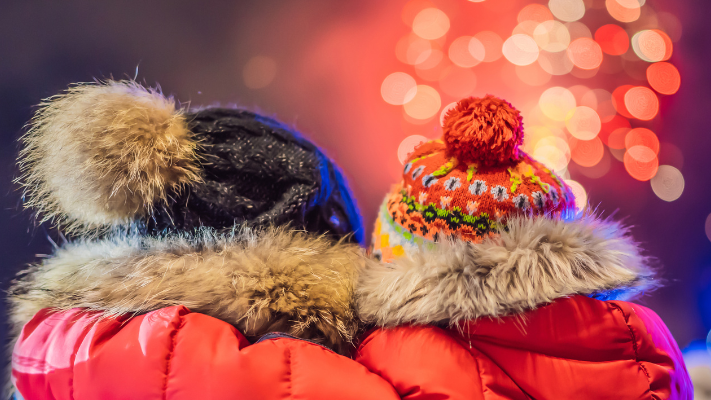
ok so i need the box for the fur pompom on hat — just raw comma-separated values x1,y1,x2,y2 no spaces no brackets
17,80,363,243
18,81,200,232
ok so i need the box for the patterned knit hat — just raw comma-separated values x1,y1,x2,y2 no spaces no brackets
373,95,576,262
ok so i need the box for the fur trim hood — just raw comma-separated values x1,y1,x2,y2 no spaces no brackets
357,213,657,327
9,228,369,355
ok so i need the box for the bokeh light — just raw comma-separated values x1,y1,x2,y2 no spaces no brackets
398,135,429,164
625,127,659,154
409,38,434,65
440,101,458,126
412,8,450,40
611,85,634,118
632,30,673,62
567,38,603,70
515,63,552,86
518,4,554,24
381,72,418,105
657,11,683,42
565,179,588,211
449,36,484,67
475,31,504,62
647,62,681,95
566,106,601,140
534,144,570,172
606,0,640,23
566,21,592,41
595,24,630,55
243,56,277,89
659,142,685,169
548,0,585,22
439,66,477,97
570,136,604,167
533,21,571,52
650,165,684,202
539,86,576,121
577,147,612,178
538,50,574,75
513,21,539,37
624,145,659,181
503,34,540,66
387,0,682,213
624,86,659,120
415,55,450,81
404,85,442,120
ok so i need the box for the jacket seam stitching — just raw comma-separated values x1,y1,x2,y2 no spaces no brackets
287,345,293,399
162,313,184,400
609,302,653,398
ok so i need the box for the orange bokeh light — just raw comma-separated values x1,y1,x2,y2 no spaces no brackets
518,4,553,24
611,85,634,118
647,62,681,95
624,86,659,120
605,0,640,23
570,137,605,167
625,128,660,154
624,146,659,181
567,38,603,70
594,24,629,55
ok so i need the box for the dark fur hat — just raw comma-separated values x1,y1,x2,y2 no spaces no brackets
17,80,363,243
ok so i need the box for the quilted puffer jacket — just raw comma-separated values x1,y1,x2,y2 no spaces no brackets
356,215,693,399
9,229,400,400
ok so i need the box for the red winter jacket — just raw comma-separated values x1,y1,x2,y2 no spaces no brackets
9,229,398,399
13,306,398,399
356,215,693,399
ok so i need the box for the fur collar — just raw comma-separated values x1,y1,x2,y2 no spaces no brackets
9,228,368,355
357,213,656,327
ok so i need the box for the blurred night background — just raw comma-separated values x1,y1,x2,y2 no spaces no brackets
0,0,709,358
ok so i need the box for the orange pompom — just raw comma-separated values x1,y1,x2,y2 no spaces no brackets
442,95,524,166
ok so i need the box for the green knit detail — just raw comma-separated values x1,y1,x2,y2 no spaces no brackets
466,164,477,181
397,190,500,235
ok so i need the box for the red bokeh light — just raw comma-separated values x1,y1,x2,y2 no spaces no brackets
599,114,631,147
570,136,605,167
611,85,634,118
647,62,681,95
624,145,659,181
625,128,660,154
594,24,629,55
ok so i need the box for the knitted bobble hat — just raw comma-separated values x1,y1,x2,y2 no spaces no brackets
18,80,364,243
373,95,576,262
